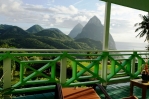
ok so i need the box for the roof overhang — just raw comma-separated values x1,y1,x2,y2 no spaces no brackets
100,0,149,12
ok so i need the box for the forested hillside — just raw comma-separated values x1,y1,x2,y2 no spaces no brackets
0,24,102,50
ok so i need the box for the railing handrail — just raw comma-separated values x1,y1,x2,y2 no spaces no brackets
0,48,149,52
0,49,147,95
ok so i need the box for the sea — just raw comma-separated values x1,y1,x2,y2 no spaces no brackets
115,42,147,50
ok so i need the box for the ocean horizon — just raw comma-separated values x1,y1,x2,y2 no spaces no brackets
115,42,147,50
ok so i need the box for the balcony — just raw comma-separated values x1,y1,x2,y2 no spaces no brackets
0,49,148,98
11,82,149,99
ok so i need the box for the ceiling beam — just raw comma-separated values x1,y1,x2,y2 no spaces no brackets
100,0,149,12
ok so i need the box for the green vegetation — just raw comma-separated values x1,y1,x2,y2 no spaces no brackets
75,38,102,50
135,13,149,42
0,24,103,50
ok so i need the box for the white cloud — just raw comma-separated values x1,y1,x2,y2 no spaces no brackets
0,0,148,44
111,5,133,16
110,18,147,43
50,24,54,27
96,3,148,43
112,32,146,43
74,15,88,22
110,19,133,34
0,0,23,13
96,3,105,13
0,0,101,32
55,17,63,23
24,4,78,15
43,14,50,19
53,5,78,15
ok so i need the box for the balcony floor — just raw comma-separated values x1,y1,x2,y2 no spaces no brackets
12,82,149,99
97,82,149,99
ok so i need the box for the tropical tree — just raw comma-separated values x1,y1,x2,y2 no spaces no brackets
135,13,149,42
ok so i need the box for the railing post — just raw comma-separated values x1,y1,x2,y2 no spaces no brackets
94,61,99,75
72,61,77,79
51,62,56,80
3,58,11,99
101,52,108,86
131,58,136,74
60,58,67,84
20,63,24,83
111,60,115,75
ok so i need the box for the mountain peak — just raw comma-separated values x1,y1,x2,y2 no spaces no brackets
26,24,43,33
88,16,102,25
73,23,83,29
68,23,83,38
76,23,83,27
75,15,116,50
92,15,98,19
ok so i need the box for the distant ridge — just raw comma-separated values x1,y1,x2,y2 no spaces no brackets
0,25,96,49
26,24,43,33
1,26,28,37
0,24,13,30
34,28,72,41
0,22,115,50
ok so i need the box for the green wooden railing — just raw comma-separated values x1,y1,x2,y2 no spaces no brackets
0,49,148,95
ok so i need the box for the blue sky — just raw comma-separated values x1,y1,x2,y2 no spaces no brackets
0,0,148,49
22,0,98,10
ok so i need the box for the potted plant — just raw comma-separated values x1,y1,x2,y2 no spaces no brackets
141,61,149,82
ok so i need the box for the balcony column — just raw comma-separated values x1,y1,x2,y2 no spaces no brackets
60,58,67,85
101,1,111,86
103,1,111,50
3,58,12,99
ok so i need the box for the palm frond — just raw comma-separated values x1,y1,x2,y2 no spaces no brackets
135,26,146,32
136,30,143,37
134,23,138,26
142,15,148,21
146,31,149,39
140,21,146,25
135,14,149,42
135,27,141,32
140,31,146,37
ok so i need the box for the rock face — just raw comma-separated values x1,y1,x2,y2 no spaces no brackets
68,23,83,38
75,16,116,50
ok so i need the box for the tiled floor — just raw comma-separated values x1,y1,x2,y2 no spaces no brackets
12,82,149,99
97,82,149,99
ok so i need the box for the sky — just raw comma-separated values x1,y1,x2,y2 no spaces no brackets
0,0,148,50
